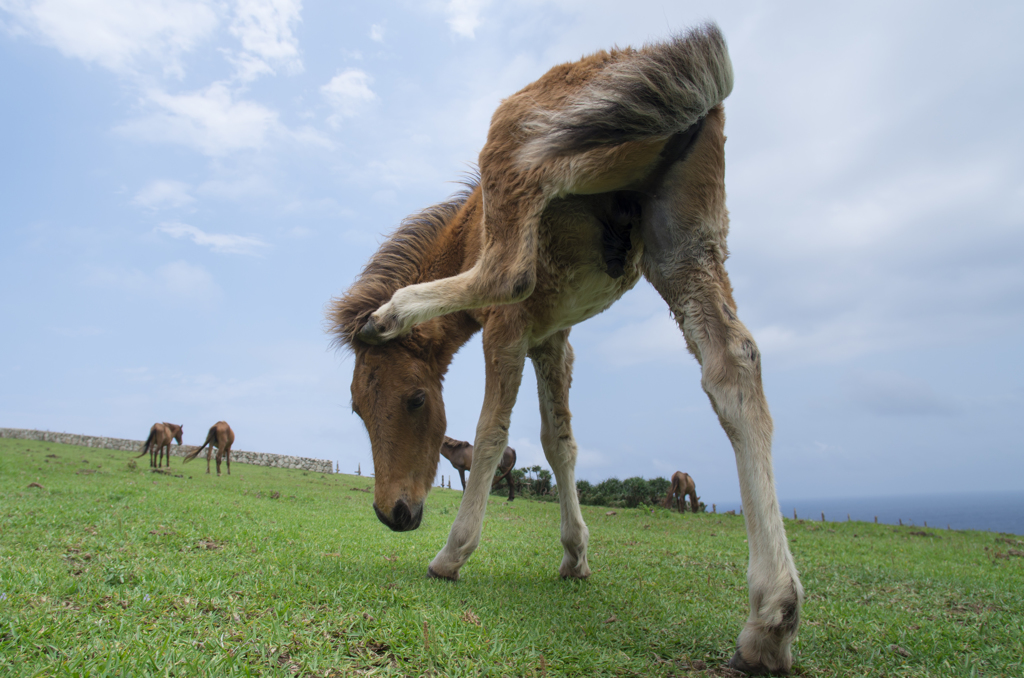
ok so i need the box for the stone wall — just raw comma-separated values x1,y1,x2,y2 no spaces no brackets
0,427,334,475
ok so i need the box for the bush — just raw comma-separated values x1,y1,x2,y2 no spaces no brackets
648,476,671,504
490,466,556,501
622,476,650,508
535,469,552,495
594,477,624,506
577,475,699,511
490,468,697,512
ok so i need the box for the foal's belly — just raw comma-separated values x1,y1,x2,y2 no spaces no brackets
525,194,643,344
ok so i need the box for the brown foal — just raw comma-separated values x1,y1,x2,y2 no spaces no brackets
329,24,802,674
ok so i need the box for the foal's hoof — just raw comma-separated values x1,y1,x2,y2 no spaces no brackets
558,563,591,580
427,566,459,582
728,649,788,676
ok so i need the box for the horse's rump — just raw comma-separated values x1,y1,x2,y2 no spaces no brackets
519,25,732,165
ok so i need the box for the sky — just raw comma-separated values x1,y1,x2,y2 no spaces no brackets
1,1,1022,506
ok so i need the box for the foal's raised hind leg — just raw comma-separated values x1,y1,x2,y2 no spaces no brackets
429,315,528,580
641,106,802,675
530,330,590,579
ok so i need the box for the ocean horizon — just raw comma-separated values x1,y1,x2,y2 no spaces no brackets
717,489,1024,536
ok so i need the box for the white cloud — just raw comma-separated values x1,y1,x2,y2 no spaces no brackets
224,50,276,82
0,0,218,76
445,0,487,39
320,68,376,126
369,23,384,43
157,222,268,256
288,124,334,149
227,0,303,81
117,82,279,156
132,180,194,210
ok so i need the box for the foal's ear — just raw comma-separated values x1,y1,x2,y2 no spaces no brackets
413,322,461,370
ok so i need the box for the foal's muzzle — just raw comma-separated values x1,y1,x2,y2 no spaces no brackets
373,499,423,532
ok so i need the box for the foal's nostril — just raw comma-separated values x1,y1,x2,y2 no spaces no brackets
392,499,412,528
373,499,424,532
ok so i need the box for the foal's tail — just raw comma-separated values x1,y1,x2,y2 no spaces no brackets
520,23,733,166
136,430,156,458
183,429,215,463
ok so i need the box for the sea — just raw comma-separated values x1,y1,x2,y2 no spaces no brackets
718,490,1024,536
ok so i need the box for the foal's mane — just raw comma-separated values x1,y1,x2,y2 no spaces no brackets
328,183,475,350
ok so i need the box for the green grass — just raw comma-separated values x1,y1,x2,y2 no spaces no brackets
1,438,1022,677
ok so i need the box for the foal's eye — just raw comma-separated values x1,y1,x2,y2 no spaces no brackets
407,391,427,411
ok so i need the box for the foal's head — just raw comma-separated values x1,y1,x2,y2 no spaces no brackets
347,328,454,531
328,189,475,531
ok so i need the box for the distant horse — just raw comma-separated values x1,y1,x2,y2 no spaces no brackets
328,25,801,675
183,421,234,476
440,436,517,500
136,423,183,468
664,471,700,513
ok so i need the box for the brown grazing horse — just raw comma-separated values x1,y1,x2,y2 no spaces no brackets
664,471,700,513
136,422,183,468
183,421,235,475
440,435,517,500
328,25,801,675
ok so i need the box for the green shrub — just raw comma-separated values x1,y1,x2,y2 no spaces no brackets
490,468,699,512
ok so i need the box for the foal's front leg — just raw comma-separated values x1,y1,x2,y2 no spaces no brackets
429,320,528,580
529,331,590,579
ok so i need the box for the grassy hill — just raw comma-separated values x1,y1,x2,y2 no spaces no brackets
1,437,1021,676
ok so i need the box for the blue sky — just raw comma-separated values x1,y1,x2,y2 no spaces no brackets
1,1,1022,504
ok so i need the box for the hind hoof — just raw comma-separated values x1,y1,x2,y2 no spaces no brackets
357,318,387,345
427,565,458,582
728,648,790,676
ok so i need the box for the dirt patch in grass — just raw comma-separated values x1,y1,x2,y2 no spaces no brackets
194,538,224,551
